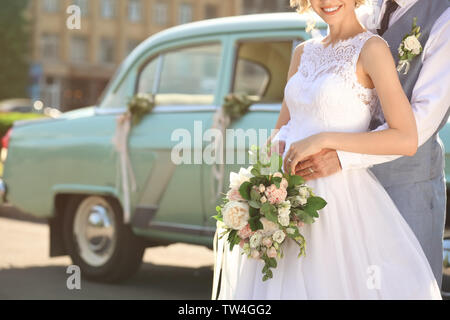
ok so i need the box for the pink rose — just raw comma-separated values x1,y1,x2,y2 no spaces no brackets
264,184,287,205
273,172,283,178
238,224,255,239
262,237,273,248
227,188,244,201
267,246,278,258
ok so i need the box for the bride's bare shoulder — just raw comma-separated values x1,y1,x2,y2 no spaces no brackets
360,35,391,61
290,38,315,73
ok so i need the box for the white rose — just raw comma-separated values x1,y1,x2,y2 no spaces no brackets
222,201,250,230
298,186,310,198
260,217,280,235
229,166,254,190
278,206,290,217
250,232,263,248
403,36,421,54
299,197,307,206
250,249,260,259
398,46,405,56
260,196,267,203
258,184,266,193
272,230,286,243
278,214,290,227
286,227,296,235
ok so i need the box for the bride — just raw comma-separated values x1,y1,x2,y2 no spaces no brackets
215,0,442,299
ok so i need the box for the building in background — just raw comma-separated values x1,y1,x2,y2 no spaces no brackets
29,0,291,111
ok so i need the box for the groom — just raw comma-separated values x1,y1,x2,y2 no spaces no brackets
285,0,450,287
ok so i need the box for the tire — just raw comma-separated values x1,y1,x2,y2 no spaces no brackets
63,195,145,283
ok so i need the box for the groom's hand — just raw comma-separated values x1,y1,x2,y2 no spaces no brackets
295,149,342,181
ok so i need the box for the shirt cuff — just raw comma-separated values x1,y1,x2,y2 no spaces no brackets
336,150,369,170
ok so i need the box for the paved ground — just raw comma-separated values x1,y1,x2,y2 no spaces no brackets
0,205,215,300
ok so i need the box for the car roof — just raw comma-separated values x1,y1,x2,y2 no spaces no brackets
144,12,326,46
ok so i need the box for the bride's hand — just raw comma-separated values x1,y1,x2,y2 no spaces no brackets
283,134,326,175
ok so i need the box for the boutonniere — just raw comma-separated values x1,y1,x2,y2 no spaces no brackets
397,17,422,75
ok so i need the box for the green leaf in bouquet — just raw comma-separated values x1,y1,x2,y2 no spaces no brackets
215,206,222,213
250,188,262,201
251,167,260,177
261,203,278,223
238,181,252,200
289,175,305,188
249,206,259,217
228,230,240,251
272,176,282,189
295,209,315,224
287,187,299,197
249,216,263,231
248,200,261,209
212,214,223,222
268,257,277,268
306,196,327,211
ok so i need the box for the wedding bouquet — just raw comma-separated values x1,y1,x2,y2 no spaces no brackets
213,145,327,281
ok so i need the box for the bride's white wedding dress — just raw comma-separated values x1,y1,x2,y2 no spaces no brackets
216,31,442,300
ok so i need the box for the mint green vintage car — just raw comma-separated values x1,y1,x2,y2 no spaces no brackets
0,13,448,292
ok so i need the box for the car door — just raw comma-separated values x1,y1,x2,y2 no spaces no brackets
202,32,306,232
128,39,227,240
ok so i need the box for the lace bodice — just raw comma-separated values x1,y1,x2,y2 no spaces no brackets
277,31,386,144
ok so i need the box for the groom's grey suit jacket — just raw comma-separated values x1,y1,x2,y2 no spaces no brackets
369,0,450,287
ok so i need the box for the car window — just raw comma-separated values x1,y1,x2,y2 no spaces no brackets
138,43,222,106
232,40,301,103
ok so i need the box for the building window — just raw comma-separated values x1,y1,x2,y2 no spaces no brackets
101,0,116,19
42,0,60,13
72,0,89,17
205,4,218,19
154,2,168,26
71,36,88,63
242,0,290,14
128,0,142,22
41,34,60,61
178,3,193,25
99,38,115,64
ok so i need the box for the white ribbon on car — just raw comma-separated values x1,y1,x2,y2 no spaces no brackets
210,107,230,203
111,111,137,223
210,105,230,300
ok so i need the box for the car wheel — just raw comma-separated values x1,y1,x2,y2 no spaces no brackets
63,195,145,283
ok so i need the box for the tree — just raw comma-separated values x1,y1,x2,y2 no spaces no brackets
0,0,30,100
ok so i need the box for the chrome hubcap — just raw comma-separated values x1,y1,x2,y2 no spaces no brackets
74,197,117,267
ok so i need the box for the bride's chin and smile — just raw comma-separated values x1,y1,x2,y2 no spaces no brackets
309,0,366,44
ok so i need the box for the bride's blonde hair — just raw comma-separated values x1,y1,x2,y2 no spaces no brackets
290,0,366,14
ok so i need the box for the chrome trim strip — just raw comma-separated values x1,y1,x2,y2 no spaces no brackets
94,103,281,116
146,221,216,236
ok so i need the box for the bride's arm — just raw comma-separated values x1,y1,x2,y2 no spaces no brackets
268,42,305,142
284,37,418,174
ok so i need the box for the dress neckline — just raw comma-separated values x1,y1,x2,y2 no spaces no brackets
318,30,371,49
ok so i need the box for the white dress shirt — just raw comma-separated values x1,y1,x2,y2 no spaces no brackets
337,0,450,170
